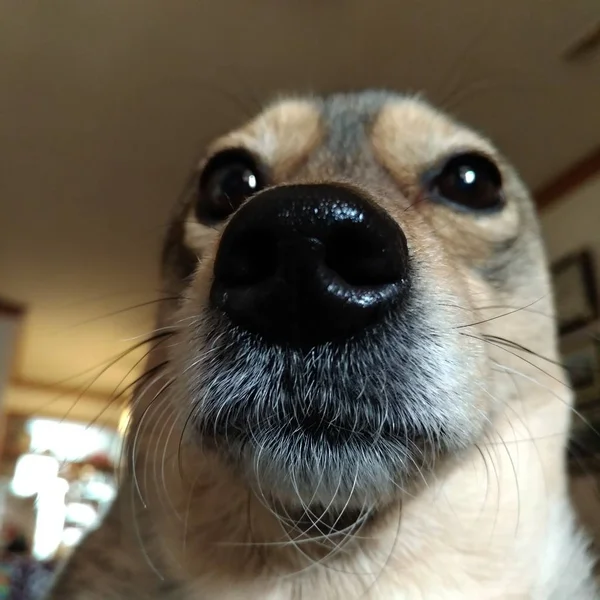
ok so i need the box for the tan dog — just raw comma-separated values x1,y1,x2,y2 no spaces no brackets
48,91,597,599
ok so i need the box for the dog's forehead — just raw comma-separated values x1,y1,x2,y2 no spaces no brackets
210,92,495,177
317,90,392,157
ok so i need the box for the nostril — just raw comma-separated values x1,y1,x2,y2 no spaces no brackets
216,230,279,287
325,223,401,287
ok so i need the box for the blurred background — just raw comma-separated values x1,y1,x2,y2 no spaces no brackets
0,0,599,595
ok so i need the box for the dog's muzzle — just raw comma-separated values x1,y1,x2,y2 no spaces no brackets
210,183,409,346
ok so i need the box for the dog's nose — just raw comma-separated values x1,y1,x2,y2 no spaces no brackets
210,184,409,346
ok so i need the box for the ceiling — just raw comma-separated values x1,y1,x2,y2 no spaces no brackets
0,0,599,401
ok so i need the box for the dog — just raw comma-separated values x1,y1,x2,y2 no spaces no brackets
47,90,598,599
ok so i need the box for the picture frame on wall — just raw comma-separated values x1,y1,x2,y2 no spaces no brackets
563,324,600,474
551,249,598,335
561,329,600,408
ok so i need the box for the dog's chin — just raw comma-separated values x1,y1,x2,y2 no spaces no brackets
198,413,428,517
181,306,485,529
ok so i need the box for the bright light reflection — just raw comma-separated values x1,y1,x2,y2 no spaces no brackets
10,454,59,498
33,477,69,560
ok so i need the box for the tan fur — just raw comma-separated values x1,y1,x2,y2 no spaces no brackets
372,101,522,266
47,95,597,599
207,99,322,179
183,99,322,253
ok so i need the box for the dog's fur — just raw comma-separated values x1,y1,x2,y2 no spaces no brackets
48,91,598,599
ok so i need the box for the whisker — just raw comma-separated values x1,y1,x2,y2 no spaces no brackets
454,294,548,329
127,477,166,582
146,392,183,521
130,375,176,507
439,302,553,320
488,362,600,446
492,362,550,498
20,331,172,424
461,333,565,386
474,381,522,538
359,497,403,598
61,296,179,331
57,331,174,425
434,0,498,110
116,362,169,483
183,472,203,558
86,340,170,431
481,334,562,366
159,403,193,523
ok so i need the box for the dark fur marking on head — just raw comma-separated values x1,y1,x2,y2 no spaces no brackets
318,90,399,168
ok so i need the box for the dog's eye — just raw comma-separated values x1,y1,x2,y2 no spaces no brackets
195,149,265,223
430,152,503,212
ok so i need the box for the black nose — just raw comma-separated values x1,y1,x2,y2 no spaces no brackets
210,184,409,346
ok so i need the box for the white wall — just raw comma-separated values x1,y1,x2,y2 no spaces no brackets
541,173,600,280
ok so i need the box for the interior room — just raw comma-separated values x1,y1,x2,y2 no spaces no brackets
0,2,598,597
